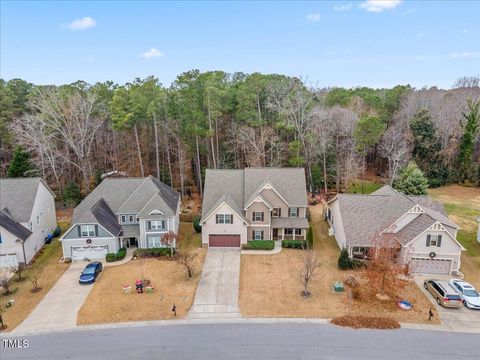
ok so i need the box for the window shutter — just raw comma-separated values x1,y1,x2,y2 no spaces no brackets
77,226,81,237
252,212,255,221
230,214,233,224
426,234,431,246
261,212,264,222
261,231,264,239
216,214,219,224
252,231,255,239
288,208,291,217
279,208,281,217
148,221,151,230
94,225,98,236
437,235,442,247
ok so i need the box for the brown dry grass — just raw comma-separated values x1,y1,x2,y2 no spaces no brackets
239,205,440,324
0,238,69,332
77,223,205,325
77,249,206,325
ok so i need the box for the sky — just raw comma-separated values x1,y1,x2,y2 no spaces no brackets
1,0,479,89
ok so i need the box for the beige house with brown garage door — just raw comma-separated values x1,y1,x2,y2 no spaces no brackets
200,168,308,247
326,185,464,275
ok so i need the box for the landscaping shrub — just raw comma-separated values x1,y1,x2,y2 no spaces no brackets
193,216,202,233
105,253,117,262
242,240,275,250
133,247,175,258
117,247,127,260
338,248,363,270
331,315,400,330
281,240,307,249
306,227,313,249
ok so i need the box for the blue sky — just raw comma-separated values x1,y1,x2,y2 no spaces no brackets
1,1,479,88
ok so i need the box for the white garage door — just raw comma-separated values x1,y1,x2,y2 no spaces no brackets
0,254,19,269
72,246,108,261
411,258,452,275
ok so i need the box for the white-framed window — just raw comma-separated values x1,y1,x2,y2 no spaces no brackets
272,208,281,217
253,230,263,240
284,228,293,235
253,211,264,222
148,236,162,248
289,208,299,217
80,225,95,237
148,220,166,231
36,215,40,225
428,234,442,247
352,246,368,255
295,229,301,235
121,215,127,223
120,214,138,224
129,215,134,223
216,214,233,224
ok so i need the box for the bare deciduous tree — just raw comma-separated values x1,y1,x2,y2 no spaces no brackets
160,231,179,258
294,250,319,298
177,249,197,278
0,273,13,295
379,125,412,185
26,267,42,293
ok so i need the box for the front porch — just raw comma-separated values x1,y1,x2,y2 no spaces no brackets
271,217,309,241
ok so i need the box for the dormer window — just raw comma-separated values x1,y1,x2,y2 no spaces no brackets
120,214,138,224
288,208,299,218
272,208,281,217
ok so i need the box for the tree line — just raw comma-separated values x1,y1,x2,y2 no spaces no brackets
1,72,479,200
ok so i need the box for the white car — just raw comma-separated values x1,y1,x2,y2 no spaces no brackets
450,279,480,310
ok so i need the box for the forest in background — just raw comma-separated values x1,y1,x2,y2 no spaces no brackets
0,72,479,201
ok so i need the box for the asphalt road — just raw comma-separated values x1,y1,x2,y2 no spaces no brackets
1,323,479,360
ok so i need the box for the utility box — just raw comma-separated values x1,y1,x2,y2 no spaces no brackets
332,281,344,292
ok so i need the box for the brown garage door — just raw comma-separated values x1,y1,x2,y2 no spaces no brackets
209,234,241,247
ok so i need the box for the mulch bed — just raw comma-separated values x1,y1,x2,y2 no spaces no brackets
331,315,401,329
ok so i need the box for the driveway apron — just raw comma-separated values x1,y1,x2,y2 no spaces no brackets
14,262,93,334
188,248,241,319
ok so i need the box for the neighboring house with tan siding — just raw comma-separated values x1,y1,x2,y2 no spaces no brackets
326,185,464,275
200,168,308,247
0,178,57,268
60,176,180,261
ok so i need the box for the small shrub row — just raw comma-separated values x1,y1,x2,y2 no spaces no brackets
133,247,175,258
242,240,275,250
282,240,307,249
338,248,363,270
106,247,128,262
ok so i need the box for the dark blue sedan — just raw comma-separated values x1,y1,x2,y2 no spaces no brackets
79,261,103,285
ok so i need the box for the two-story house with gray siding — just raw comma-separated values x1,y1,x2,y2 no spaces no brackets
60,176,180,261
200,168,308,247
0,178,57,268
326,185,464,275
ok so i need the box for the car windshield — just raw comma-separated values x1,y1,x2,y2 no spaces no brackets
83,267,96,275
464,289,479,297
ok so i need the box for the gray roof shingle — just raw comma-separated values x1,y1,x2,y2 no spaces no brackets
271,217,309,229
0,208,32,240
90,198,123,236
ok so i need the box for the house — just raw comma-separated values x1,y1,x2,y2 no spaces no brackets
326,185,464,275
200,168,308,247
60,176,180,261
0,178,57,268
477,217,480,243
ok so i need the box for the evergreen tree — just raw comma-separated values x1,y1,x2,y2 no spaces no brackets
338,248,352,270
63,181,81,207
394,162,429,195
409,109,448,186
7,146,34,177
457,98,480,182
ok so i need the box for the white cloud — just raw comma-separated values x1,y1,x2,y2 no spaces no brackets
333,3,353,11
359,0,402,13
306,13,321,22
67,16,96,30
140,48,164,59
449,52,476,59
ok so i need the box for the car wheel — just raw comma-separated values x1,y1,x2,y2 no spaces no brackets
463,300,467,307
436,298,441,305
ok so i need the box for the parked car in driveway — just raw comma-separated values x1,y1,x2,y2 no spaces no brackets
79,261,103,285
424,279,462,308
449,279,480,310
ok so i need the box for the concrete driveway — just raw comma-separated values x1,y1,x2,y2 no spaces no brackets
188,248,241,319
14,262,94,335
414,275,480,332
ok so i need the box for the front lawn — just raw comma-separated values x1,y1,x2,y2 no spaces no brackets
428,185,480,288
77,222,205,325
0,220,70,332
239,205,439,324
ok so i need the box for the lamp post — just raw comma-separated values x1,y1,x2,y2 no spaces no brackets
15,238,27,265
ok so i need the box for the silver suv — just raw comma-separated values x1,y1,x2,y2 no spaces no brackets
424,279,462,308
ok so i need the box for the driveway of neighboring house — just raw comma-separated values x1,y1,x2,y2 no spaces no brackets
187,248,241,319
414,275,480,332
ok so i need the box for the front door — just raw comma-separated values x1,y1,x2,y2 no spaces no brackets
273,229,279,240
129,237,138,247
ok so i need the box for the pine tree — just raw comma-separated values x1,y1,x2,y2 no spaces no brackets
394,162,429,195
7,146,34,177
63,181,81,207
458,98,480,182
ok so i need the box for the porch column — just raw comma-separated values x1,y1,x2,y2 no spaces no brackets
293,228,296,240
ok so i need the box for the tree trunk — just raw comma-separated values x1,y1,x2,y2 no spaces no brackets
134,123,144,177
163,132,173,186
323,149,328,195
153,114,160,179
207,94,217,169
195,135,203,197
176,139,185,196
